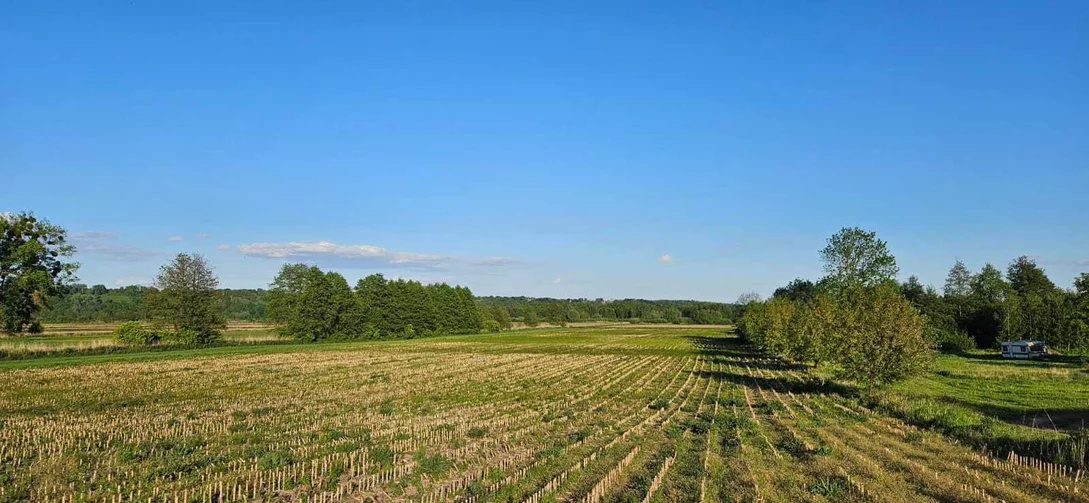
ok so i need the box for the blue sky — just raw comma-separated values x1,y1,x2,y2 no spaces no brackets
2,1,1087,301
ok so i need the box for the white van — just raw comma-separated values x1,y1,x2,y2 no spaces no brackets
1000,340,1048,359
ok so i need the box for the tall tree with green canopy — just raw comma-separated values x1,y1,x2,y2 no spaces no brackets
1006,255,1057,298
943,260,973,298
146,253,225,342
455,286,483,333
0,212,79,333
0,212,78,333
355,273,391,334
965,264,1011,348
970,264,1010,305
269,264,362,341
297,270,360,341
1068,273,1089,350
772,279,816,302
942,259,973,328
266,263,312,336
899,275,926,305
819,227,899,293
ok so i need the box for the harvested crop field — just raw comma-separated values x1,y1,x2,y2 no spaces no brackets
0,326,1084,502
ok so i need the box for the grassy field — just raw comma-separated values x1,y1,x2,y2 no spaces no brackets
1,326,1086,503
0,323,285,356
874,349,1089,466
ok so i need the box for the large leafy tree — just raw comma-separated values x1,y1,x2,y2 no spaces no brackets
1069,273,1089,350
819,227,899,293
772,279,817,302
146,253,225,342
962,263,1011,348
970,264,1010,304
943,260,972,298
1006,255,1057,298
298,270,361,341
267,263,315,337
268,264,361,341
0,212,78,333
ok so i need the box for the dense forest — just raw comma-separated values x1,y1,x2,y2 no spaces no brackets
39,284,739,328
39,284,267,322
903,257,1089,351
475,297,738,327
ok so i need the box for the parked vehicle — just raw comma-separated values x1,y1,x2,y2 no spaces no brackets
1000,340,1048,359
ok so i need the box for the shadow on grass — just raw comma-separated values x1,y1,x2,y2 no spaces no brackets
684,334,852,397
931,395,1089,432
694,369,853,397
686,335,808,371
957,351,1087,367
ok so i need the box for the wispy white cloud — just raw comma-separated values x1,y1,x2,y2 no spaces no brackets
553,277,563,284
71,231,118,240
472,256,517,267
70,231,163,261
195,233,210,239
168,236,185,242
1037,257,1089,268
216,244,231,251
658,254,673,263
236,240,517,271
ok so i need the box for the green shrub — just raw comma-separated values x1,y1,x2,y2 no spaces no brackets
482,320,501,333
927,325,975,353
113,321,159,346
163,328,221,345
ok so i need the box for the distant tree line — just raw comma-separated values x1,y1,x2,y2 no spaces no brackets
901,257,1089,352
475,297,738,327
38,285,267,323
266,264,482,341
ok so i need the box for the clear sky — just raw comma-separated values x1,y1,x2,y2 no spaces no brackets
3,1,1087,301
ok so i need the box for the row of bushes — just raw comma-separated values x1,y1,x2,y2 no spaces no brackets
113,321,222,346
738,287,932,390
